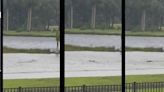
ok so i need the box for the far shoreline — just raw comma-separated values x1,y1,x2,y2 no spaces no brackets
3,30,164,37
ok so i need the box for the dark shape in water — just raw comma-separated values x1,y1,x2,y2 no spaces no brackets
146,60,153,63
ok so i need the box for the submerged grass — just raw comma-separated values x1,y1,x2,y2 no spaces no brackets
3,47,51,53
65,45,118,51
3,45,117,53
65,45,164,52
126,47,163,52
4,46,164,53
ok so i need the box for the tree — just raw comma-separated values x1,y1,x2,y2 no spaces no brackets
126,0,164,31
90,0,99,29
3,0,122,31
4,0,11,31
26,0,33,31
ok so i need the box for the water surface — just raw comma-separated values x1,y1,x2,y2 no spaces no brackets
4,52,164,79
4,35,164,49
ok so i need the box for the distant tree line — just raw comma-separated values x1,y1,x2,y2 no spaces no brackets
3,0,59,31
4,0,164,31
3,0,122,31
65,0,121,29
126,0,164,31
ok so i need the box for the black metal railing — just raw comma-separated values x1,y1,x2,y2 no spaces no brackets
3,82,164,92
3,87,60,92
125,82,164,92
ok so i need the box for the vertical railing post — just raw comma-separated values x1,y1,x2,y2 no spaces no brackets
82,85,86,92
18,87,22,92
132,82,136,92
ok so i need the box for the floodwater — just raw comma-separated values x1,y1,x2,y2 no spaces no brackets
4,36,59,49
4,52,164,79
126,52,164,75
3,35,164,79
126,36,164,49
4,35,164,49
4,53,60,79
65,51,121,77
65,34,121,49
66,34,164,49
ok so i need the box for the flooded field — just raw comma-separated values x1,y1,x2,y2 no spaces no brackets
126,52,164,75
4,53,60,79
4,36,59,49
3,35,164,79
65,51,121,77
65,34,121,49
4,35,164,49
66,34,164,49
126,36,164,49
4,52,164,79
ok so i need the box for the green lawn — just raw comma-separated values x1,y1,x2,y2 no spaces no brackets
4,74,164,88
65,76,121,86
3,30,57,37
126,74,164,83
4,76,121,88
4,78,60,88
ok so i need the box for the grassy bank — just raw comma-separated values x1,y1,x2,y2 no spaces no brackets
66,29,164,37
126,31,164,37
4,74,164,88
3,47,51,53
126,47,163,52
3,30,164,37
65,29,121,35
65,45,118,51
3,31,57,37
